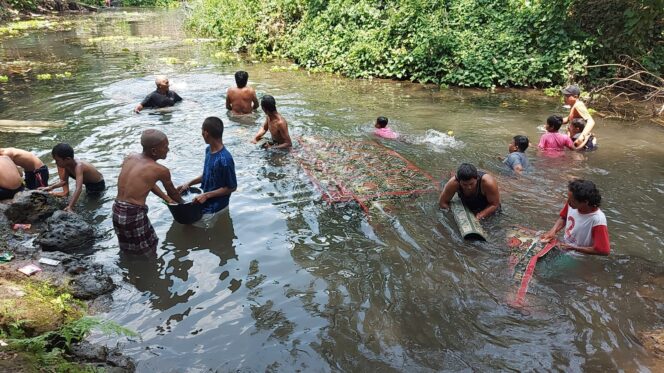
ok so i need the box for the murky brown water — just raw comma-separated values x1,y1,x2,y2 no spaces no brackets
2,8,664,372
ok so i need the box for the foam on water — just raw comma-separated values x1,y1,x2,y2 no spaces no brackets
412,129,464,152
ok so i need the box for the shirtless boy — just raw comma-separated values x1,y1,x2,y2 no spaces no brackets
0,156,24,200
113,129,183,254
438,163,501,220
41,143,105,212
251,95,292,149
0,147,48,189
226,71,259,115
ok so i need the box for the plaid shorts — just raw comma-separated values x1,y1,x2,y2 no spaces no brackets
112,200,158,254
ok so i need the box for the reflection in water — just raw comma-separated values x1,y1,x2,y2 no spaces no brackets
2,8,664,372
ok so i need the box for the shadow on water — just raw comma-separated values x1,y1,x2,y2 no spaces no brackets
1,8,664,372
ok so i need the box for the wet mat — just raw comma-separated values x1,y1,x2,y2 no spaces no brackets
294,136,438,212
507,225,558,306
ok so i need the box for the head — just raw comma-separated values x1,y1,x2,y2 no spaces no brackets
51,143,75,167
234,71,249,88
561,84,580,105
546,115,564,132
155,76,170,93
570,118,586,136
375,116,388,129
510,135,529,153
141,129,169,160
202,116,224,143
567,179,601,211
456,163,479,195
261,95,277,114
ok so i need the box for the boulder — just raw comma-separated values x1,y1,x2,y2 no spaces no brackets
68,268,115,300
36,211,94,252
3,190,62,224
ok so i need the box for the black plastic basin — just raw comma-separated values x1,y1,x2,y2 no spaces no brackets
167,187,203,224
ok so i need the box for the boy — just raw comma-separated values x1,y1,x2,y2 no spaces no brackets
0,156,24,200
251,95,292,149
504,135,529,175
374,116,398,139
570,118,597,151
113,129,184,254
438,163,501,220
541,179,610,255
561,84,596,148
226,71,259,115
178,117,237,227
41,143,105,212
0,147,49,189
134,76,182,113
538,115,575,151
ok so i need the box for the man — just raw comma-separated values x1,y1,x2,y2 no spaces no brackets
113,129,183,254
178,117,237,227
0,156,24,200
541,179,610,255
251,95,292,149
134,76,182,113
560,84,595,149
438,163,500,220
0,147,48,189
226,71,259,115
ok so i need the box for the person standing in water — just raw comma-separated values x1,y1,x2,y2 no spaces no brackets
251,95,292,149
226,71,259,115
561,84,596,148
134,76,182,113
438,163,501,220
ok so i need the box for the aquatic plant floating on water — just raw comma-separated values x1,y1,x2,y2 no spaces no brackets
158,57,182,65
0,75,8,83
270,64,299,72
36,73,52,80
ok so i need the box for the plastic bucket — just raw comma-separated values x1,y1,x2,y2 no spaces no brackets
167,187,203,224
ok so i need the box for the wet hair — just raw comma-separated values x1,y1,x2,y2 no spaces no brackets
456,163,478,181
571,118,586,131
235,71,248,88
513,135,529,152
202,116,224,139
141,129,167,150
52,143,74,159
569,179,601,207
261,95,277,113
376,116,388,128
546,115,564,132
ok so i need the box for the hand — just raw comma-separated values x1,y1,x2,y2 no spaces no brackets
64,206,73,212
540,231,555,242
262,142,271,149
193,193,209,204
251,138,258,144
177,183,190,193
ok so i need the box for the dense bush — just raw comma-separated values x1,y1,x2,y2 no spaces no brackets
186,0,663,88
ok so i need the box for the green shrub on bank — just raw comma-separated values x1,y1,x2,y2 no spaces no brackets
186,0,663,88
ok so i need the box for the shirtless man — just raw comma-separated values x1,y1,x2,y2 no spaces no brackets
113,129,183,255
226,71,259,115
0,147,48,189
0,156,24,200
438,163,501,220
251,95,292,149
40,143,105,212
134,76,182,113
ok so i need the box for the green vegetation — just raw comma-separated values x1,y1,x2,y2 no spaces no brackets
186,0,664,88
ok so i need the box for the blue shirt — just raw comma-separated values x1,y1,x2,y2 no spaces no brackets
503,152,529,172
201,146,237,214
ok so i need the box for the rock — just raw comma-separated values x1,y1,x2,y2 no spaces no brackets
3,191,62,224
70,341,109,361
68,269,115,300
36,211,94,252
70,341,135,372
641,329,664,359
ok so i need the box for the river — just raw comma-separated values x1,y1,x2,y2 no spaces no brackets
1,8,664,372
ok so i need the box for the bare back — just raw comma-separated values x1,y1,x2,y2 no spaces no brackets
267,113,291,146
0,156,23,189
64,160,104,184
0,148,43,171
226,86,259,115
116,153,170,206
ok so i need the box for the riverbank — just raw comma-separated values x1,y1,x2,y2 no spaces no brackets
0,0,98,21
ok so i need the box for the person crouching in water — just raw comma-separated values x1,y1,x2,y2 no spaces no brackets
178,117,237,227
113,129,184,255
541,179,610,255
251,95,292,149
438,163,501,220
570,118,597,151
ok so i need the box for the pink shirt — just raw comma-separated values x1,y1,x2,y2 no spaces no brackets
538,132,574,151
374,127,398,139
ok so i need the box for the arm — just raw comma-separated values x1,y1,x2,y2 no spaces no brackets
42,167,69,196
65,165,85,211
178,174,203,193
225,93,232,111
475,175,500,220
573,103,596,147
513,164,524,175
437,178,458,209
251,90,259,110
158,168,184,204
541,216,565,242
193,185,237,204
151,185,175,204
173,92,183,103
252,120,269,144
